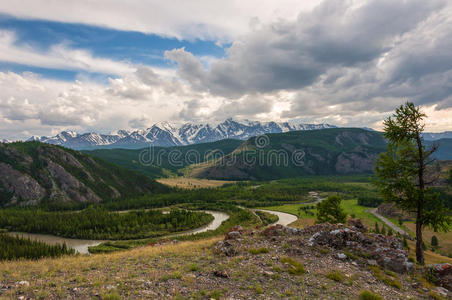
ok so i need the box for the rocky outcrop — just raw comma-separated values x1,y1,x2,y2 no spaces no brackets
427,263,452,291
259,222,413,274
0,162,46,205
335,151,378,174
0,142,166,207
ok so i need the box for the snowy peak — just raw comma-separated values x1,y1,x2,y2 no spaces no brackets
26,119,338,149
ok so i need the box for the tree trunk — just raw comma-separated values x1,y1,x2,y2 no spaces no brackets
415,209,424,265
416,135,425,265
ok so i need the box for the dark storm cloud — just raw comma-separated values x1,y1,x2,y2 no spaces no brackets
165,0,445,99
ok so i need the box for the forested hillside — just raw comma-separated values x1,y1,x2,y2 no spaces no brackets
85,139,243,178
0,142,169,207
189,128,388,180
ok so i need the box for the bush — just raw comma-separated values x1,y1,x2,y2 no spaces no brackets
431,235,439,248
281,256,305,275
360,290,383,300
326,270,344,282
249,247,269,255
316,195,347,224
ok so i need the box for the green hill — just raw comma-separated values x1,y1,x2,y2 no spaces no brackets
85,139,243,178
0,141,169,207
188,128,387,180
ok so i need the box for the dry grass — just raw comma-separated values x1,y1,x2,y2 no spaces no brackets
405,239,452,265
156,177,235,189
0,237,221,281
402,223,452,259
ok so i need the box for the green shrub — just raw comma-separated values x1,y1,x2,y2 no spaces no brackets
316,195,347,224
281,256,305,275
431,235,439,248
359,290,383,300
325,270,344,282
249,247,269,255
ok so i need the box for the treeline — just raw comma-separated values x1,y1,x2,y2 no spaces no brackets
0,207,213,240
98,175,380,211
0,234,74,260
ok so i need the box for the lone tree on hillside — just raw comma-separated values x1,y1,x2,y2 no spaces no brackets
316,195,347,224
374,102,451,264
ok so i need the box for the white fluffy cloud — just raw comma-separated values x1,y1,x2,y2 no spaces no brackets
0,0,321,42
0,30,135,75
1,0,452,140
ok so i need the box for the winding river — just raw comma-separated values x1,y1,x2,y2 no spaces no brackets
6,208,299,254
7,210,229,254
254,209,298,226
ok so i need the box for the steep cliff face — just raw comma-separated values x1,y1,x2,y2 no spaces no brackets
0,141,168,207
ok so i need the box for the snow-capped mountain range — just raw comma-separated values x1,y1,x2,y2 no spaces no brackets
27,119,337,149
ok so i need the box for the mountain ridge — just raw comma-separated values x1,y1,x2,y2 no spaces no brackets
27,119,337,149
0,141,168,207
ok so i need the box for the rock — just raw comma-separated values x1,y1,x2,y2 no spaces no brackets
337,253,347,260
213,270,229,278
214,240,239,257
225,231,242,240
433,286,449,298
263,225,286,237
346,218,367,232
17,281,29,287
263,271,275,276
307,223,411,273
367,259,378,266
427,263,452,291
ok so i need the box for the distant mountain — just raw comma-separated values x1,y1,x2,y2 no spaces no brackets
85,139,243,178
27,119,337,149
0,139,11,144
422,131,452,140
187,128,388,180
425,138,452,160
0,142,169,207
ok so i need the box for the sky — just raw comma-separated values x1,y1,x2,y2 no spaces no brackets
1,0,452,140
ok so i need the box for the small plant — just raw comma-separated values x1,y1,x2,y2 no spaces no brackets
188,263,200,272
381,226,386,235
101,292,122,300
387,228,393,236
374,222,380,234
254,284,264,294
403,236,409,249
209,289,223,299
325,270,344,282
249,247,269,255
281,256,305,275
382,277,401,289
359,290,383,300
431,235,439,248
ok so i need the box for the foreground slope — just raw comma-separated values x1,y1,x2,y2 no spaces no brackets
190,128,387,180
0,141,168,207
1,223,448,299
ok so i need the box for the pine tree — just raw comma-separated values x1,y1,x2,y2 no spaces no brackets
316,195,347,224
431,235,439,248
374,222,380,234
374,102,452,264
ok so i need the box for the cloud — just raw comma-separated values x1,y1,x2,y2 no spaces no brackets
165,0,444,98
2,0,452,140
0,30,135,75
0,0,321,42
